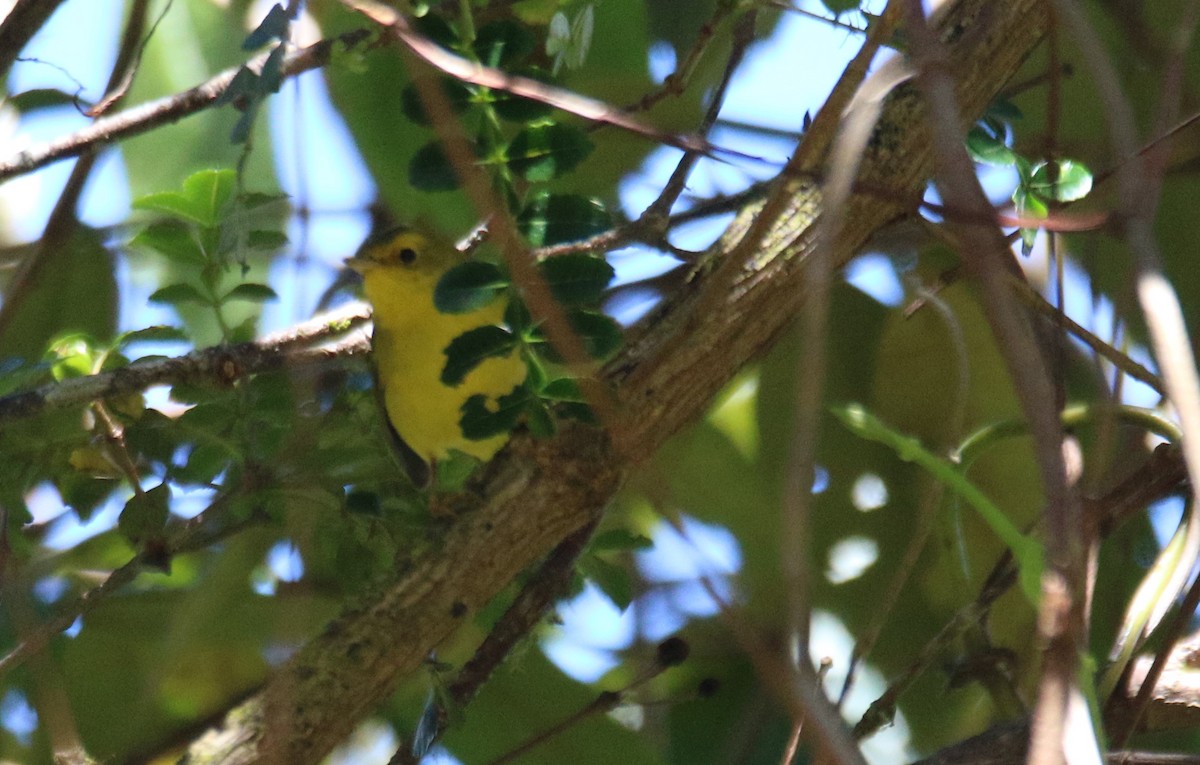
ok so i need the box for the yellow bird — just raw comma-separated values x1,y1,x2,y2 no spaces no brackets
346,227,526,485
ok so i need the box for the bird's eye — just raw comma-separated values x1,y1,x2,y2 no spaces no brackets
398,248,418,265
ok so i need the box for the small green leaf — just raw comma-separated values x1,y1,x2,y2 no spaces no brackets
518,193,612,246
178,401,236,432
474,20,537,67
435,261,509,313
1019,227,1038,257
966,126,1016,167
48,334,96,380
1012,185,1047,257
984,98,1023,123
460,386,528,440
118,483,170,544
247,230,288,251
569,310,622,358
115,326,189,348
578,554,633,611
176,443,229,485
243,3,290,49
133,169,237,228
540,377,585,401
1013,186,1048,220
149,283,208,306
7,88,82,113
505,123,593,182
547,5,594,75
130,222,206,265
228,98,261,144
820,0,861,14
436,452,482,491
414,13,459,50
442,326,518,385
590,529,654,551
260,44,288,93
524,397,556,437
222,283,278,304
503,298,533,332
409,141,462,192
492,68,555,123
539,253,614,304
1029,159,1093,202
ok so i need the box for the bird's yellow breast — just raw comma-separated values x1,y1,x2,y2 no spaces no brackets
361,261,525,464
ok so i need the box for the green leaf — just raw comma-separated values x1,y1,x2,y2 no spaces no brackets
547,5,594,75
48,334,96,380
175,442,230,485
1012,186,1048,257
178,401,236,433
115,326,189,348
414,12,459,50
221,283,278,304
821,0,862,14
1029,159,1093,202
399,79,473,126
966,126,1016,167
243,3,291,49
503,298,533,333
568,310,622,359
129,222,206,265
118,483,170,545
524,396,556,437
540,377,585,401
539,253,615,304
505,123,593,182
441,326,518,385
518,193,612,246
475,20,537,67
435,261,509,313
590,529,653,551
460,387,528,440
491,68,555,123
133,169,237,228
409,141,462,192
7,87,82,113
247,230,288,251
149,283,208,306
578,553,633,611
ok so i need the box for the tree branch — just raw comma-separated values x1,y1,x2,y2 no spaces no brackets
0,0,70,82
175,0,1050,762
0,28,373,183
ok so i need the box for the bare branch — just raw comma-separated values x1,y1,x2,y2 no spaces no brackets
0,28,374,183
0,0,70,82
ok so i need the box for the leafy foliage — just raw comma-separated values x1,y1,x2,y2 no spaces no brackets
3,1,1199,765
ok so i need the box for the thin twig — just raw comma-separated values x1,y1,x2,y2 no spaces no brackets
0,312,370,424
0,490,262,680
900,4,1083,764
388,521,599,764
639,9,758,225
340,0,757,162
0,28,374,183
1051,1,1200,757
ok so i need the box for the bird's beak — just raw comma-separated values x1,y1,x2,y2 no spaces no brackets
344,255,373,274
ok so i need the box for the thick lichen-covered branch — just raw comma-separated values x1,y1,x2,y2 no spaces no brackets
179,0,1051,762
